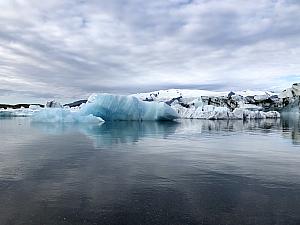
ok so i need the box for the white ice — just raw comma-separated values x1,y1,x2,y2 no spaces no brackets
135,89,283,120
172,103,280,120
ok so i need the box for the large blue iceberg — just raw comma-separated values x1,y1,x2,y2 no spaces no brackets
80,94,179,121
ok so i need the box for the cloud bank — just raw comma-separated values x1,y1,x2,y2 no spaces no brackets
0,0,300,103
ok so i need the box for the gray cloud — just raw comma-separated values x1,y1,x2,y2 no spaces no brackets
0,0,300,103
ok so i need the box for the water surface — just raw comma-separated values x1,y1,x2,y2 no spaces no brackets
0,117,300,225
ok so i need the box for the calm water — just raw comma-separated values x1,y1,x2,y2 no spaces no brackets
0,117,300,225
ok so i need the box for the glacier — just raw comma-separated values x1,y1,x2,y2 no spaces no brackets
133,84,300,120
169,100,280,120
1,83,299,121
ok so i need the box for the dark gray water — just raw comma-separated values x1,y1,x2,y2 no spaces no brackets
0,117,300,225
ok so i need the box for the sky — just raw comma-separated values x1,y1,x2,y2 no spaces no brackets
0,0,300,103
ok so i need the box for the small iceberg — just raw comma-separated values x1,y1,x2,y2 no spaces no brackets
0,106,40,117
32,108,103,124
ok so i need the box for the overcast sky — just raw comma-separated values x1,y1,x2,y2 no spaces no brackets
0,0,300,103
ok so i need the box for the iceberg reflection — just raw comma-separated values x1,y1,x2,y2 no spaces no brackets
31,121,179,147
31,116,300,146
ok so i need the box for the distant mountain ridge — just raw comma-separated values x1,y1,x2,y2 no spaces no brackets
0,104,44,109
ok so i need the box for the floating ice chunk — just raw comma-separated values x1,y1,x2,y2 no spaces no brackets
239,104,262,110
232,108,244,119
0,111,15,117
189,98,203,108
80,94,179,121
0,108,37,117
29,104,42,110
46,100,62,108
173,104,280,120
194,106,226,119
233,109,280,120
32,108,103,123
280,88,294,98
280,83,300,98
174,105,230,120
264,111,281,118
292,83,300,96
254,94,269,101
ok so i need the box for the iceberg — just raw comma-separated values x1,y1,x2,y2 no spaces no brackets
32,108,103,123
133,86,288,120
45,100,63,108
80,94,179,121
0,111,16,117
172,103,280,120
0,107,39,117
280,83,300,98
25,94,179,122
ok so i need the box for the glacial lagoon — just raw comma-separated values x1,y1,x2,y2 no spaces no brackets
0,117,300,225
